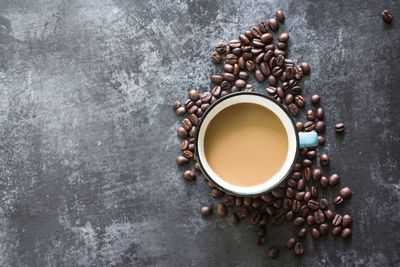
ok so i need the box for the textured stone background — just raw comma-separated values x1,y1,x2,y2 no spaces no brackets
0,0,399,266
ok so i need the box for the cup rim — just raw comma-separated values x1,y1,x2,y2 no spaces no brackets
194,91,299,197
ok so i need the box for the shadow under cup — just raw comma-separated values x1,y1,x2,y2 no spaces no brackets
195,92,300,197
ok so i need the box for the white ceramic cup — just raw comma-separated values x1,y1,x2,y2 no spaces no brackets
194,92,318,197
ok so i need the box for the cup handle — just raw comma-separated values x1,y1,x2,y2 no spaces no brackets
299,132,318,148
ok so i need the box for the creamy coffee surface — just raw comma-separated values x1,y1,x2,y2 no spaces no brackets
204,103,288,187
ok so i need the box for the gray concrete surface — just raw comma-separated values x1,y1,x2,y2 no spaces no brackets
0,0,399,266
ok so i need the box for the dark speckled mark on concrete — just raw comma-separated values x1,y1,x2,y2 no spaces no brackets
0,0,399,266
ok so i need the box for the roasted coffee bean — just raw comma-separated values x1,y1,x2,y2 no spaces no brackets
316,108,324,120
228,39,241,48
257,225,266,237
266,205,275,216
297,179,305,191
286,187,295,198
230,213,240,224
295,66,303,79
181,140,189,151
298,228,307,238
246,60,256,72
225,195,235,206
223,73,235,82
286,210,295,221
295,95,306,108
257,237,266,246
211,188,224,198
320,154,330,166
211,86,221,98
188,143,194,151
332,226,343,236
207,182,216,189
302,159,312,167
311,186,318,198
342,228,352,239
261,193,273,203
299,205,311,217
230,86,240,93
272,212,285,225
307,215,315,225
307,200,319,210
189,126,196,137
181,118,192,131
324,210,334,221
319,223,329,236
196,109,203,117
304,121,315,132
332,214,342,226
382,10,393,23
216,203,227,217
200,92,212,103
319,198,329,210
194,162,200,171
268,18,279,31
335,123,345,133
250,210,262,224
283,199,292,210
220,90,229,97
244,197,253,206
254,52,265,64
300,62,310,74
314,210,325,224
276,10,285,22
272,188,284,198
251,198,262,209
304,167,312,181
277,42,287,50
307,151,317,160
306,110,315,121
311,228,320,239
296,121,304,132
257,20,268,33
211,75,224,84
260,63,270,77
215,42,226,54
304,192,312,202
277,33,290,42
237,72,248,81
274,49,286,57
182,150,193,159
211,52,222,63
260,213,269,225
176,106,186,115
293,217,305,226
293,163,302,171
315,121,326,134
177,127,188,138
238,56,246,69
267,75,277,86
188,114,199,126
235,197,244,206
183,170,196,181
286,238,296,249
264,50,274,62
296,191,305,200
292,200,301,213
288,103,299,116
340,187,352,199
223,64,234,73
318,136,325,146
267,247,279,259
200,206,213,216
173,101,181,110
252,70,265,83
251,26,262,38
272,66,283,77
294,242,304,255
342,214,353,227
252,38,264,48
225,54,238,64
275,55,284,66
188,105,198,114
237,208,249,219
238,34,250,45
329,174,340,186
334,196,344,205
233,79,245,89
301,148,308,156
275,87,284,99
176,156,189,165
311,94,320,105
184,99,194,109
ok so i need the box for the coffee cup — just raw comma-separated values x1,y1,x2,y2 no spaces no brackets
195,91,318,197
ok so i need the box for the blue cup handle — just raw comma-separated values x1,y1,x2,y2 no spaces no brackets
299,132,318,148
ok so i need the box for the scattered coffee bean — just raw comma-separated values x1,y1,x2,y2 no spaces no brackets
320,176,329,188
272,212,285,225
278,33,290,42
304,167,312,181
235,197,244,206
286,210,295,221
254,70,266,83
260,213,269,225
316,108,324,120
340,187,352,199
294,242,304,255
319,223,329,236
329,174,340,186
298,227,307,238
302,159,312,167
293,217,305,226
332,214,343,226
201,206,212,216
296,191,305,200
297,179,305,191
267,247,279,259
276,10,285,22
314,210,325,224
225,195,235,206
215,42,226,54
311,94,320,105
244,197,253,206
320,153,330,166
288,103,299,116
324,210,334,221
319,198,329,210
334,196,344,205
304,192,312,202
181,118,192,131
181,140,189,150
306,110,315,121
286,238,296,249
312,228,320,239
296,121,304,131
257,225,266,237
272,188,284,198
261,193,273,204
176,156,189,165
342,214,353,227
307,200,319,210
300,62,310,74
183,170,196,181
211,188,224,198
217,203,227,217
230,213,240,224
306,150,317,160
237,208,249,219
382,10,393,23
341,228,352,239
318,136,325,145
176,106,186,115
315,121,326,133
311,186,318,198
211,52,222,63
207,182,215,189
335,123,345,133
173,101,181,110
304,121,315,131
269,18,279,31
312,168,322,180
295,95,306,107
332,226,343,236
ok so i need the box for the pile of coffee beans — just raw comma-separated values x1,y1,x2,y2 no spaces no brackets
173,10,352,260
